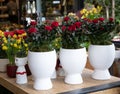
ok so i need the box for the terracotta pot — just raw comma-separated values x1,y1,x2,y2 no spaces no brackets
6,64,17,78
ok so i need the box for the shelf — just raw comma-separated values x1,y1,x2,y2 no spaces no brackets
0,0,5,2
0,14,8,18
0,6,7,10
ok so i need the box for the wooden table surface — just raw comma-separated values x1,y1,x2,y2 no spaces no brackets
0,68,120,94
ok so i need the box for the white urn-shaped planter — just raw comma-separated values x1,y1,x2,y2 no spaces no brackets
88,44,115,80
59,48,87,84
28,50,57,90
15,57,28,84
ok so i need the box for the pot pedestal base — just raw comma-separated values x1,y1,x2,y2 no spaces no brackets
34,78,52,90
65,74,83,84
92,69,111,80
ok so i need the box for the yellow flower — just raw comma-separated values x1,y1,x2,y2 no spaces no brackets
3,40,7,43
22,33,27,37
10,43,13,46
92,8,97,14
14,44,18,48
97,6,102,12
17,39,21,44
3,37,7,41
0,30,4,37
13,34,17,39
2,46,8,50
18,46,21,49
80,8,87,14
18,35,22,38
24,43,28,47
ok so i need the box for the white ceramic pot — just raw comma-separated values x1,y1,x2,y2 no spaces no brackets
59,48,87,84
0,59,9,72
15,57,28,84
88,44,115,80
28,50,57,90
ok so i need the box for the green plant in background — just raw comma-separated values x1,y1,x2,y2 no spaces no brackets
115,0,120,23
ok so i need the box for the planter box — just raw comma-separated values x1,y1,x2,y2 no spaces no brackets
0,59,9,72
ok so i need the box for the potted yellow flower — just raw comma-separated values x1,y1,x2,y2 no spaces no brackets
0,30,8,72
1,30,28,78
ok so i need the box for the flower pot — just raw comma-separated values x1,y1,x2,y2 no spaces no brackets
88,44,115,80
6,64,17,78
15,57,28,84
59,48,87,84
0,59,9,72
28,50,57,90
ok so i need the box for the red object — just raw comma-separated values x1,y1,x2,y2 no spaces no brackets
16,72,26,75
6,64,17,78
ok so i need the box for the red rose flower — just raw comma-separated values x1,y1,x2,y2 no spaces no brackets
99,17,105,22
28,27,37,33
64,16,70,21
4,31,15,37
30,21,37,26
68,25,76,31
109,18,114,22
92,19,99,23
51,21,59,28
62,26,66,31
74,22,82,28
16,29,25,34
45,26,52,31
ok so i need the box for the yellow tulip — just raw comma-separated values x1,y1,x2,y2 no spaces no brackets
14,44,18,48
4,40,8,44
24,43,28,47
17,39,21,44
2,46,8,50
13,34,17,39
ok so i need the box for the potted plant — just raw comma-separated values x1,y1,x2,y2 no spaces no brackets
0,30,9,72
1,29,28,78
59,13,88,84
83,17,117,80
27,20,61,90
